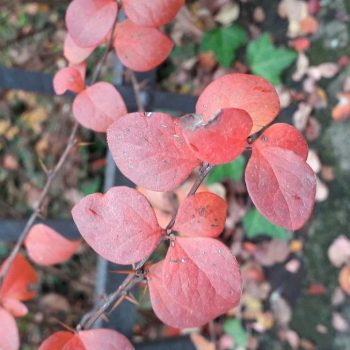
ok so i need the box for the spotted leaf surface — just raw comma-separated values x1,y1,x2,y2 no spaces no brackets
245,146,316,230
162,237,242,325
107,112,200,191
72,186,163,265
174,192,227,238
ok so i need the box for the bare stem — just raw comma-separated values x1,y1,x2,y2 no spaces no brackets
77,273,142,330
129,70,145,113
0,11,119,286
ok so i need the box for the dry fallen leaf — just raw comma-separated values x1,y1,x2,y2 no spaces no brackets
332,92,350,121
328,235,350,267
339,265,350,295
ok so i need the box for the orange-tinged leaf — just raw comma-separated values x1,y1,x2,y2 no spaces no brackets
196,73,280,134
114,20,173,72
148,260,211,328
2,298,28,317
73,82,127,132
245,147,316,230
332,92,350,121
0,254,38,302
123,0,184,27
162,237,242,326
64,34,96,64
72,186,163,265
254,123,308,160
181,108,252,164
74,329,134,350
174,192,227,238
339,265,350,295
25,224,81,266
39,331,75,350
53,66,85,95
65,0,118,48
0,307,19,350
107,112,200,191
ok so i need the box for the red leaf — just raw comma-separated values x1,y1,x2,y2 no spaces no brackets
254,123,308,160
0,308,19,350
161,237,242,327
107,112,200,191
64,34,96,64
25,224,81,266
39,331,75,350
0,254,38,302
173,192,227,238
72,186,163,265
73,82,127,132
74,329,134,350
2,298,28,317
39,329,134,350
53,66,85,95
123,0,184,27
65,0,118,48
180,108,252,164
245,147,316,230
114,20,173,72
196,73,280,134
148,260,211,328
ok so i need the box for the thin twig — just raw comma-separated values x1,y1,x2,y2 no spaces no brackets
76,273,142,330
0,9,120,286
129,71,145,113
0,121,79,285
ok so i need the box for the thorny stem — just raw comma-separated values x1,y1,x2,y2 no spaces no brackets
0,12,119,287
77,162,214,329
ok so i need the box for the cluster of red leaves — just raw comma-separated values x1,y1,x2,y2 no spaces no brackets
53,0,184,132
1,225,81,350
70,72,316,328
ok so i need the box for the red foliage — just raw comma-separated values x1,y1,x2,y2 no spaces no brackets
0,308,19,350
174,192,227,238
25,224,81,266
72,186,163,264
123,0,184,27
196,73,280,134
107,112,200,191
53,66,85,95
39,329,133,350
65,0,118,48
64,34,96,64
73,82,127,132
181,108,252,164
113,20,173,72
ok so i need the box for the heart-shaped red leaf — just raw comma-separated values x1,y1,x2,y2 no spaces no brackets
123,0,184,27
72,186,163,265
174,192,227,238
114,20,173,72
181,108,252,164
107,112,200,191
39,331,75,350
64,34,96,64
65,0,118,48
196,73,280,134
73,82,127,132
53,66,85,95
0,308,19,350
245,146,316,230
0,254,38,302
148,260,211,328
253,123,308,160
25,224,81,266
162,237,242,325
